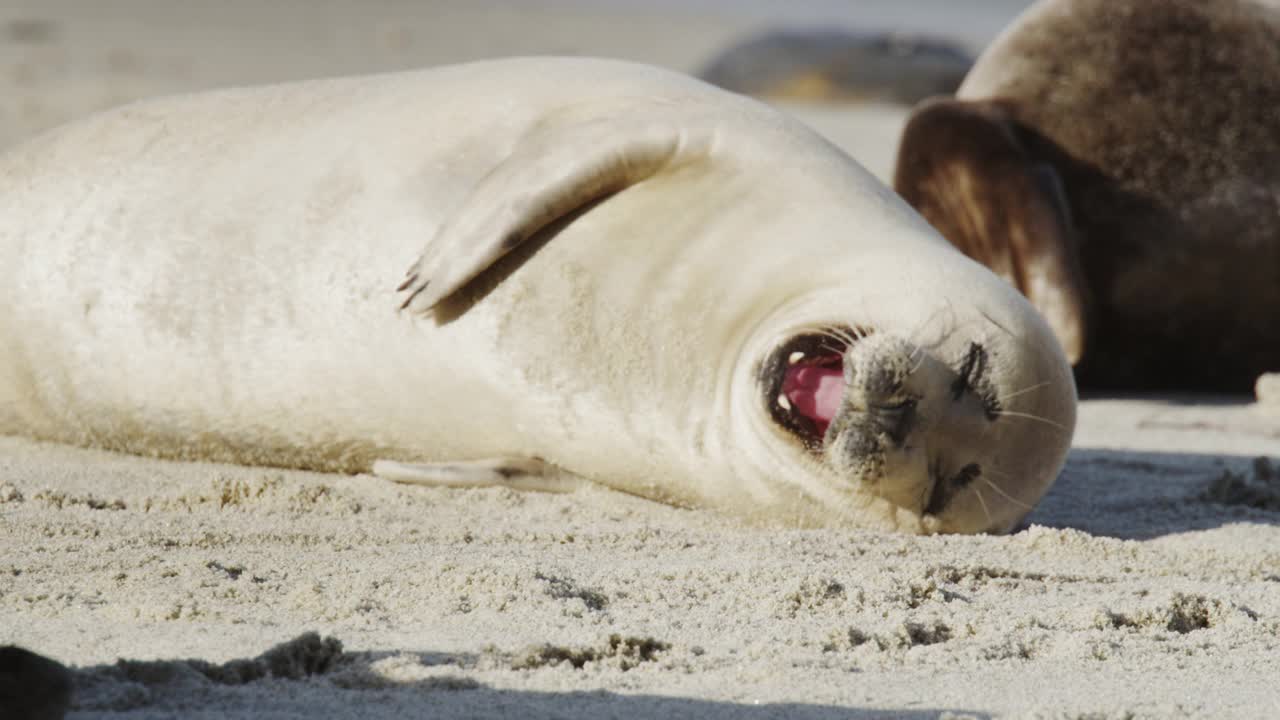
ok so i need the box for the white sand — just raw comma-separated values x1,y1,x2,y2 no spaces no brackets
4,401,1279,719
2,2,1279,718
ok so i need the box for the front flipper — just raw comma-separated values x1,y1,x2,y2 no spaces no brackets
372,457,589,494
893,97,1088,363
398,110,718,313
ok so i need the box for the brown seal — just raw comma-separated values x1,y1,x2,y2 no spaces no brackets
893,0,1280,391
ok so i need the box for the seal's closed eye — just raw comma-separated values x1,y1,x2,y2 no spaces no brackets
950,341,1000,420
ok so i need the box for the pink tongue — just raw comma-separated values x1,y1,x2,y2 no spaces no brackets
782,365,846,435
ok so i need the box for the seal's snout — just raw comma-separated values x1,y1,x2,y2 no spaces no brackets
827,334,921,449
842,335,919,412
808,319,1072,532
763,329,926,454
820,334,934,506
817,331,1017,521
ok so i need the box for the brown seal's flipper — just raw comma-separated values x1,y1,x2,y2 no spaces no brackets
893,97,1087,363
397,109,717,314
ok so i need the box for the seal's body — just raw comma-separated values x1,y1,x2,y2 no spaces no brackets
0,58,1074,533
895,0,1280,391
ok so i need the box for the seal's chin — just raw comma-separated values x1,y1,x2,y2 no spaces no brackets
762,329,864,451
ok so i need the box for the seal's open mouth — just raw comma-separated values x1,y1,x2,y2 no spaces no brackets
782,354,844,436
763,329,867,450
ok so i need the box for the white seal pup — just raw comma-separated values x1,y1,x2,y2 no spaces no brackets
0,58,1075,534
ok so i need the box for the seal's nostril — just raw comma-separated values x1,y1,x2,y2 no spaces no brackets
952,463,981,487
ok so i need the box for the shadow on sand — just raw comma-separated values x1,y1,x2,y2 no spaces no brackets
1028,445,1278,540
46,635,987,720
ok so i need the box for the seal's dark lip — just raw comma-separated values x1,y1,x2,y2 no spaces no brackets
923,456,950,516
760,326,869,452
924,460,983,518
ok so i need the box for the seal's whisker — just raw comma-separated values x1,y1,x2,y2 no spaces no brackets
977,307,1014,339
815,327,857,350
906,351,927,377
938,316,991,352
829,327,859,346
972,486,993,526
907,338,925,366
902,316,939,370
993,409,1070,433
811,333,845,353
933,296,965,350
820,333,851,350
997,381,1052,404
905,301,955,351
979,469,1035,512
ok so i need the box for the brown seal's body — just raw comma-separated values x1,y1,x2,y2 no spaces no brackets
894,0,1280,391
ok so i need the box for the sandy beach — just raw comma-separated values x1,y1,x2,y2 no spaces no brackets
2,2,1279,718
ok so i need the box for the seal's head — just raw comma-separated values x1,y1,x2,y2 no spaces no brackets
754,298,1075,534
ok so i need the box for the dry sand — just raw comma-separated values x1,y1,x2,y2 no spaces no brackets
3,402,1279,719
1,2,1279,718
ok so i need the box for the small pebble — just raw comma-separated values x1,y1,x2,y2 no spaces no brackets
1256,372,1280,407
